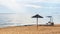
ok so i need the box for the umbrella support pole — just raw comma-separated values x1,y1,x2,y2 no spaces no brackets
37,18,38,30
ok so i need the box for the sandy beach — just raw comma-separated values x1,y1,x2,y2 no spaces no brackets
0,25,60,34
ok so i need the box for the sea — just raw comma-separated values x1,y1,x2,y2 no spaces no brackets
0,13,29,28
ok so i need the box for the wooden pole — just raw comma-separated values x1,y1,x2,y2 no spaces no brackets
37,18,38,30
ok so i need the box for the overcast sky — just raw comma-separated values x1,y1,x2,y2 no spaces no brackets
0,0,60,24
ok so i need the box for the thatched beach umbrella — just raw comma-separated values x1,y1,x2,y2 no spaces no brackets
32,14,43,30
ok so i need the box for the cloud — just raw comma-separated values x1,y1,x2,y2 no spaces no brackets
34,0,60,3
0,0,18,9
20,0,60,3
0,0,60,13
17,0,60,9
0,0,27,13
25,4,60,9
25,4,43,9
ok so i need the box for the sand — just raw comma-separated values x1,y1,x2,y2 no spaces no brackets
0,25,60,34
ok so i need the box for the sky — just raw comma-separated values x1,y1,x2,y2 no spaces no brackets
0,0,60,24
